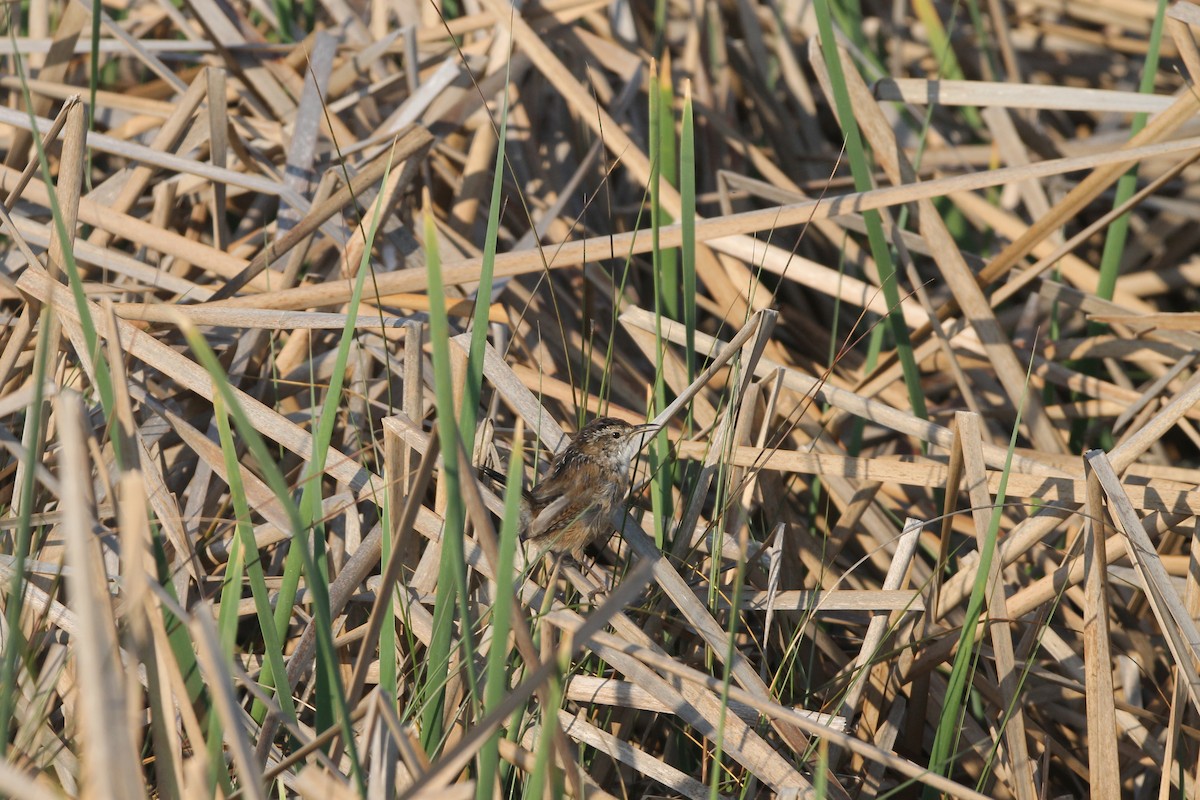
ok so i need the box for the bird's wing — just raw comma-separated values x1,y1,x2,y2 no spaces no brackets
528,494,572,539
529,475,563,508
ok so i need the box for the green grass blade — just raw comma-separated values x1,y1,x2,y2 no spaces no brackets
461,32,514,450
475,429,526,799
177,146,395,780
911,0,982,129
657,61,679,322
707,521,751,799
212,393,298,723
813,1,928,423
648,60,674,549
525,674,564,799
420,188,472,754
1,53,122,747
927,361,1035,788
680,81,697,393
213,400,248,657
0,292,52,750
1095,0,1168,304
378,489,399,706
11,66,119,449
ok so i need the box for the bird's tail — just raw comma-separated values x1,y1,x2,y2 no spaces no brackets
475,464,533,532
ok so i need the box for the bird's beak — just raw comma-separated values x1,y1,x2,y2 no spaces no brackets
630,422,662,451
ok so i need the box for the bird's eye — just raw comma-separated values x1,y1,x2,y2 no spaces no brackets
612,431,621,439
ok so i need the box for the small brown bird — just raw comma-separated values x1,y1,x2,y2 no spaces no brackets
503,417,661,560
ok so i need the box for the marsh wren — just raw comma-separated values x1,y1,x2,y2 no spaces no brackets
514,417,661,560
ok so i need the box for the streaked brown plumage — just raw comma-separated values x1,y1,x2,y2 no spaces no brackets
515,417,660,559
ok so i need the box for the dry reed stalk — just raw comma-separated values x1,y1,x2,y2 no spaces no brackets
5,0,1200,797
